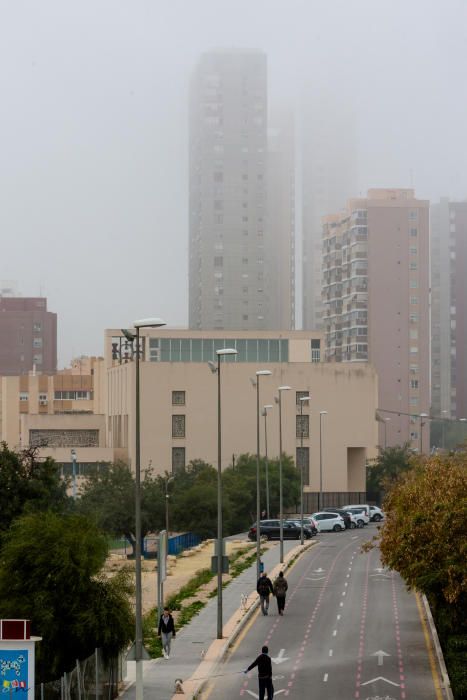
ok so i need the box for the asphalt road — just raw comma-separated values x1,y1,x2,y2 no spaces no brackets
201,525,441,700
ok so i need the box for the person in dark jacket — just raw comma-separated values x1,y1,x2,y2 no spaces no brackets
244,645,274,700
158,607,176,659
257,572,274,615
273,571,288,615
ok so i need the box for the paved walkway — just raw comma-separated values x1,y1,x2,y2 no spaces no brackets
122,539,298,699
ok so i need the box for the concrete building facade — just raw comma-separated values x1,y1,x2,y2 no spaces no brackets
0,296,57,375
188,50,295,331
106,328,378,506
322,189,430,451
431,198,467,419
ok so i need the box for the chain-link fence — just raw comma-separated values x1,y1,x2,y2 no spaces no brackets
35,649,126,700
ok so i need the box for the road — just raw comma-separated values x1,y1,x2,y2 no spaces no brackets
201,525,441,700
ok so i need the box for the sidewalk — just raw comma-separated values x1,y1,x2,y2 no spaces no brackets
122,538,311,700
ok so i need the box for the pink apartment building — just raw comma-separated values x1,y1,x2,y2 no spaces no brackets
322,189,430,452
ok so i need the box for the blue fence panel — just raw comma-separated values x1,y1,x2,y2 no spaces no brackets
167,532,201,555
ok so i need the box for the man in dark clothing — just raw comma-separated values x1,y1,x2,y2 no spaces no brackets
257,572,274,615
244,645,274,700
273,571,288,615
158,607,176,659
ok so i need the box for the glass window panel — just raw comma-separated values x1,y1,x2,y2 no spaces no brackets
236,339,247,361
202,339,214,361
213,339,225,354
172,415,186,438
172,447,185,473
171,339,181,362
160,338,171,362
181,339,191,361
269,339,279,361
296,415,309,439
258,339,269,362
280,339,289,362
246,339,258,362
191,339,202,361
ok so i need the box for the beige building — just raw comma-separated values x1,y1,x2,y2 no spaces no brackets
106,328,378,508
0,357,114,476
322,189,430,451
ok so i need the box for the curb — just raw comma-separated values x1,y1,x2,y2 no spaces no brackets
177,539,316,699
421,594,454,700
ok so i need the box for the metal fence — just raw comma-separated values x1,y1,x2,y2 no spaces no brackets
35,649,125,700
109,532,202,558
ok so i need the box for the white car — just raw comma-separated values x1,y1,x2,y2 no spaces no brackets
311,512,346,532
344,511,363,529
342,503,371,519
344,508,369,527
369,505,385,522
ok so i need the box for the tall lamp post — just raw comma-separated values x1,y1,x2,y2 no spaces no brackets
70,448,77,500
299,396,311,545
253,370,272,579
319,411,328,511
209,348,238,639
419,413,429,455
262,404,274,519
275,385,291,564
122,317,166,700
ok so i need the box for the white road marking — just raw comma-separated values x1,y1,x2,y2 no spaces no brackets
337,614,341,621
345,582,348,586
329,649,333,656
342,591,346,596
272,649,289,665
340,602,344,607
361,676,400,687
333,630,337,636
323,673,328,682
373,650,391,666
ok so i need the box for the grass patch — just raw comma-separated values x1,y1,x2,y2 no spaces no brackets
165,568,214,610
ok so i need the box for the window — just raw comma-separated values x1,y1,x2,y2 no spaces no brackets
410,296,418,305
33,354,43,365
410,329,418,340
214,256,223,267
296,414,309,439
410,313,418,323
410,228,418,237
33,337,42,348
19,392,29,402
410,247,418,255
33,322,42,332
172,391,185,406
411,379,419,389
410,262,417,270
410,364,419,374
172,447,185,473
410,397,418,406
410,279,418,288
410,346,419,354
296,390,309,406
296,447,310,485
172,415,186,438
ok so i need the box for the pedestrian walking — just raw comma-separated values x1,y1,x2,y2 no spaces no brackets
244,645,274,700
273,571,288,616
158,607,176,659
257,571,274,615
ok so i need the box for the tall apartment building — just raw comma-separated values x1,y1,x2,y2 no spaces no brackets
0,295,57,375
431,199,467,418
322,189,430,451
189,50,294,331
301,94,356,331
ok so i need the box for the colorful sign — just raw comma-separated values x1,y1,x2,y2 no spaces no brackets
0,650,28,694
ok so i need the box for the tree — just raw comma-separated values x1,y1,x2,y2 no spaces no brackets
0,511,133,682
0,443,69,535
366,443,413,498
78,462,165,555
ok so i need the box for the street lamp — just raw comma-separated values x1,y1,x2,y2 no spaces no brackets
419,413,429,454
122,317,166,700
275,385,291,564
209,348,237,639
319,411,328,511
252,370,272,579
262,405,274,519
70,448,77,500
299,396,311,545
441,410,448,451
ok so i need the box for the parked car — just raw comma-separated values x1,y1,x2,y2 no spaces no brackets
285,519,316,537
344,508,369,527
248,520,311,541
310,512,346,532
342,503,371,519
369,505,385,522
322,508,352,529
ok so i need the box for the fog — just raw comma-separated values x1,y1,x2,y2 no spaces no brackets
1,0,466,364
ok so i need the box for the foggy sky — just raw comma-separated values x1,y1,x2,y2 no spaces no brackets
1,0,466,365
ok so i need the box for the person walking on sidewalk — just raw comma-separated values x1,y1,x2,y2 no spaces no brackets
273,571,288,616
244,645,274,700
158,607,176,659
257,572,274,616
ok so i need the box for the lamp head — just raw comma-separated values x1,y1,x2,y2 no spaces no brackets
320,410,328,415
278,385,291,392
250,377,257,387
121,328,136,342
420,413,429,418
207,360,217,374
133,317,166,329
216,348,237,356
299,396,311,403
256,370,272,377
264,404,273,410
